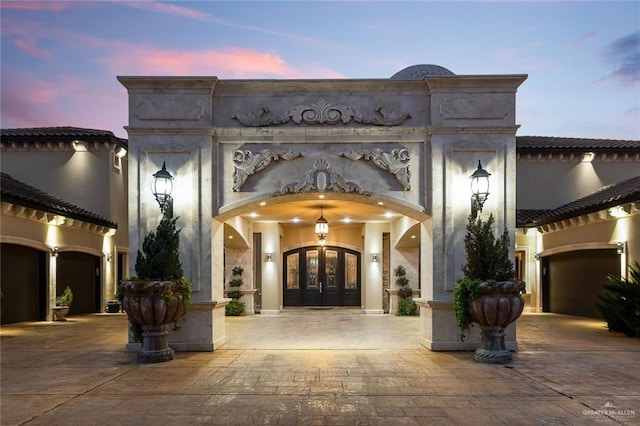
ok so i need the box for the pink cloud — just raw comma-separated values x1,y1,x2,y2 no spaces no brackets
0,1,78,11
1,67,127,136
12,37,53,61
100,43,342,79
124,1,215,22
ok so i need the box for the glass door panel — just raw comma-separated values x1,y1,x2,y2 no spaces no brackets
323,249,340,305
304,250,321,305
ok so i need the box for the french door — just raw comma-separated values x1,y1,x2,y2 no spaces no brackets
283,246,360,307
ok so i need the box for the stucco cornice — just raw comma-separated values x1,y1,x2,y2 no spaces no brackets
535,201,640,234
516,151,640,162
117,76,219,92
1,201,117,237
0,140,121,153
428,125,520,135
425,74,528,92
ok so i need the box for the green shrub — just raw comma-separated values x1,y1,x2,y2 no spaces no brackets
462,214,514,281
396,299,417,316
225,265,246,316
453,213,516,341
56,286,73,306
226,300,246,316
597,261,640,338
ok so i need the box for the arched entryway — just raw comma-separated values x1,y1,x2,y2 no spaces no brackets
283,245,361,307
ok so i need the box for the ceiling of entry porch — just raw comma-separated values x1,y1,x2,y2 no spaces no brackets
224,198,422,248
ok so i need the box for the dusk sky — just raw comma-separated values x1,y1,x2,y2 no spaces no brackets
1,1,639,140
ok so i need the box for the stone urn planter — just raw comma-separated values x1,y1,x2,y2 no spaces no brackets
468,280,525,363
119,280,187,363
52,306,70,321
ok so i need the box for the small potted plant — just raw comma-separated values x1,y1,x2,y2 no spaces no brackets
395,265,417,316
453,213,525,363
53,286,73,321
225,266,246,316
118,211,192,363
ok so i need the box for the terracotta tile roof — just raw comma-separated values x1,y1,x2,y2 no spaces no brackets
0,172,118,229
1,126,127,149
521,176,640,227
516,209,548,227
516,136,640,153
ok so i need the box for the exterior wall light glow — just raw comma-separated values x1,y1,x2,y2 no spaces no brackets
616,242,625,255
106,253,113,262
152,162,174,215
266,253,273,262
72,140,88,152
582,152,595,163
470,160,491,219
372,253,379,262
51,247,59,257
116,147,127,158
609,206,628,218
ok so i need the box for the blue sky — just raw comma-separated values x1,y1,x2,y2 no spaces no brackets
1,1,639,139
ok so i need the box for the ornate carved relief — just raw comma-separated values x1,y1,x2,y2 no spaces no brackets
341,148,411,190
273,158,370,196
233,99,411,127
233,149,303,191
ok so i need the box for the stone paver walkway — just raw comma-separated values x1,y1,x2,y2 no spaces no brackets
1,311,639,425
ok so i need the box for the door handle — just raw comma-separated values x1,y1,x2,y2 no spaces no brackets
319,281,323,293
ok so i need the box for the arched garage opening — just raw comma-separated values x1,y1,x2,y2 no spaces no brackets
0,243,47,324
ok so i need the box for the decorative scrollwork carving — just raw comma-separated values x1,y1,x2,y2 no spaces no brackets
273,158,370,196
232,99,411,127
233,149,303,192
340,148,411,190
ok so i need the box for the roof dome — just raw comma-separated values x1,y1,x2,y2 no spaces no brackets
390,64,455,79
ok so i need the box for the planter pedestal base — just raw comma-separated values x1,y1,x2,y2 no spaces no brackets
138,324,174,364
474,325,512,364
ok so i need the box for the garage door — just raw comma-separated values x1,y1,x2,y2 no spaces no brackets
0,243,46,324
542,249,619,318
57,252,100,315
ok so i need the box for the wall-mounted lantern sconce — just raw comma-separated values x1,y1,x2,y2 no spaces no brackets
470,160,491,219
315,206,328,246
51,247,59,257
266,253,273,262
372,253,379,262
152,162,174,216
616,242,625,255
106,253,113,262
534,253,540,261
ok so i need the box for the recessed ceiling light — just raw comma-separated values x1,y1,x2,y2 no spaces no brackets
411,235,416,239
377,201,384,206
249,212,258,218
228,235,234,239
292,218,300,223
343,217,352,223
319,194,325,199
384,212,393,218
259,201,267,206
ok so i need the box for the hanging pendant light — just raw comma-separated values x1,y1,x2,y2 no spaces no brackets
315,207,328,246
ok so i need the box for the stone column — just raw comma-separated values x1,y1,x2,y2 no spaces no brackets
416,74,527,351
363,222,384,314
118,76,226,351
253,222,281,314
